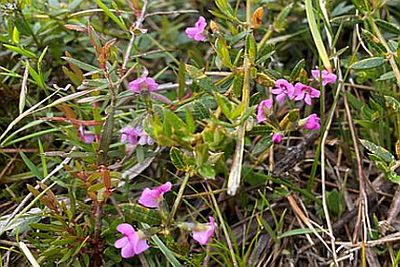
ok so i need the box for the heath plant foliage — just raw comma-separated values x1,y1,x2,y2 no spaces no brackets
2,0,400,266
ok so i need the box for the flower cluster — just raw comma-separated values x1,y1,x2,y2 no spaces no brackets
114,224,150,258
115,182,216,259
78,126,95,144
185,16,207,42
128,76,159,93
126,16,208,94
138,181,172,208
191,217,215,245
257,69,336,143
120,126,154,146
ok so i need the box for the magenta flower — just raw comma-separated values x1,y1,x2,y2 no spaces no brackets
271,79,295,104
272,133,283,144
303,114,321,130
192,217,215,245
121,127,154,146
138,182,172,208
185,16,207,42
293,82,320,106
78,126,95,144
114,223,149,258
256,98,273,123
311,69,337,86
128,76,159,93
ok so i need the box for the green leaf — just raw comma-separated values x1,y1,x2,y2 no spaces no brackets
305,0,331,71
37,46,49,71
351,0,370,12
248,125,273,136
274,3,294,32
350,57,385,70
198,164,216,179
12,26,20,44
178,61,186,99
246,34,257,63
215,93,234,120
252,136,273,155
215,0,234,17
215,38,233,69
279,228,323,239
3,44,36,58
326,189,344,216
19,62,29,114
62,57,99,72
150,232,181,267
170,147,187,171
290,59,305,82
361,30,386,55
377,71,395,81
95,0,128,31
388,171,400,184
98,107,115,164
20,152,43,180
360,139,395,163
185,108,195,133
375,19,400,35
164,109,187,133
385,96,400,111
122,204,162,225
185,64,206,80
28,65,46,89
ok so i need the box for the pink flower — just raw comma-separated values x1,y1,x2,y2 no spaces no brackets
293,82,320,106
114,223,149,258
185,16,207,42
311,69,337,86
128,76,159,93
78,126,95,144
303,114,321,130
271,79,295,104
272,133,283,144
138,182,172,208
121,127,154,146
256,98,273,123
192,217,215,245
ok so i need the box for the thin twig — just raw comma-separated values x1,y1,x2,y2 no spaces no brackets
144,9,198,18
0,147,76,235
206,183,238,267
122,0,149,71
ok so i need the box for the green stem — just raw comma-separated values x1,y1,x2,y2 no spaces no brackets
227,0,252,196
206,183,238,267
305,0,332,72
168,173,190,224
257,27,273,51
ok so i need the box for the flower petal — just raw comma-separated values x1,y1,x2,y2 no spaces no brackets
138,188,160,208
117,223,135,236
133,237,150,255
114,236,128,249
121,242,135,258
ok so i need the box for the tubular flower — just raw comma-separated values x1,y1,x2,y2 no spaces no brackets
185,16,207,42
311,69,337,86
271,79,295,104
192,217,215,245
128,76,159,93
272,133,283,144
78,126,95,144
121,127,154,146
294,82,320,106
303,114,321,130
138,182,172,208
256,98,273,123
114,223,149,258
